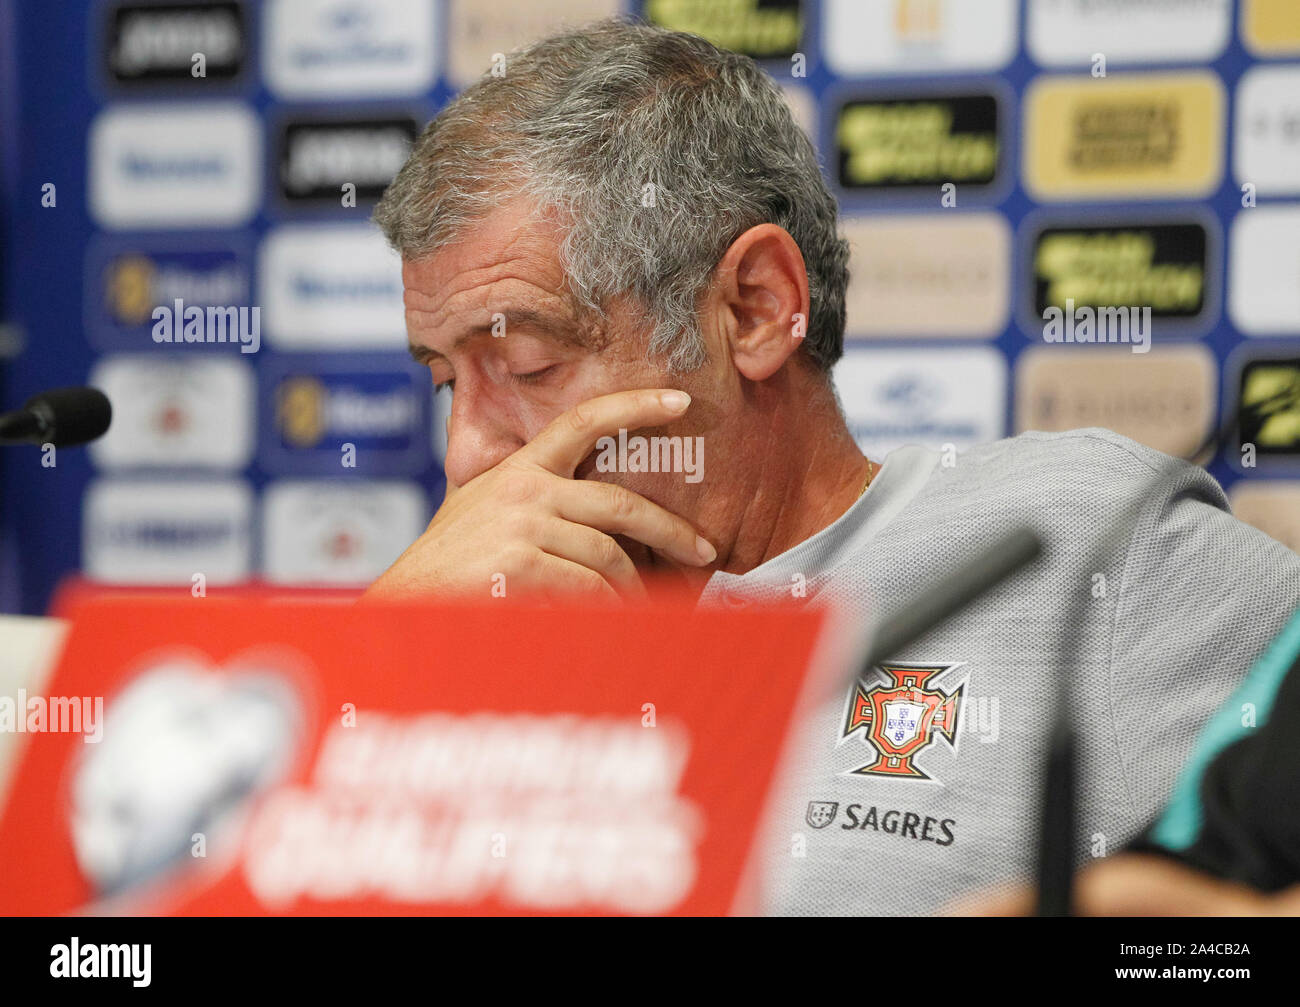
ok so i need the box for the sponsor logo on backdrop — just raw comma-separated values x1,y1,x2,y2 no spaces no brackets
264,362,428,474
1023,72,1224,201
842,214,1010,338
1028,218,1213,346
259,225,405,350
645,0,803,59
87,241,252,349
105,1,246,83
1027,0,1231,67
1032,221,1208,321
1228,481,1300,552
1230,206,1300,335
264,0,437,98
82,479,253,585
1015,345,1216,459
833,347,1006,456
88,355,254,470
1241,0,1300,56
276,116,415,205
836,92,999,192
840,663,966,784
822,0,1017,76
89,103,260,228
446,0,620,88
261,481,426,585
1235,355,1300,465
1235,67,1300,197
70,657,302,898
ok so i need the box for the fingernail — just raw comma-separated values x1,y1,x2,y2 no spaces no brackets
661,390,691,412
695,535,716,564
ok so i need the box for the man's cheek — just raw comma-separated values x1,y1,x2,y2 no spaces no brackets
575,451,682,510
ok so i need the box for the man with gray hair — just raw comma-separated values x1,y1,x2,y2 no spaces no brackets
366,19,1300,915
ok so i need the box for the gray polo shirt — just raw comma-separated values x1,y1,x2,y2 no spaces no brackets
700,428,1300,916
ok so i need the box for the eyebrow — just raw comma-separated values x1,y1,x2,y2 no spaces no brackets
407,307,594,366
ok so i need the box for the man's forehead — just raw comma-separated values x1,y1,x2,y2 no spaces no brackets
399,199,612,360
402,198,565,291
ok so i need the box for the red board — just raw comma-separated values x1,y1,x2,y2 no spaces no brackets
0,593,832,916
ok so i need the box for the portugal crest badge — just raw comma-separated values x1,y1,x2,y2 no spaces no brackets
840,662,966,782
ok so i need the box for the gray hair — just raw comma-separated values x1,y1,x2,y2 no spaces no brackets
373,18,849,373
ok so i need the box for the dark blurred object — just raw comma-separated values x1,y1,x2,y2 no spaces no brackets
0,386,112,447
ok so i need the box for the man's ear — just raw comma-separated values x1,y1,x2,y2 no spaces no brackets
706,223,811,382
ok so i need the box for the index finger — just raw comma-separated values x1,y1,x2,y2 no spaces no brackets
519,388,693,476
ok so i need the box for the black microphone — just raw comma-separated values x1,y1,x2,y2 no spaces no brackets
859,527,1043,671
0,387,112,447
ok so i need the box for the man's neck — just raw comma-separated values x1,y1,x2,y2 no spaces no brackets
660,379,870,597
720,418,869,576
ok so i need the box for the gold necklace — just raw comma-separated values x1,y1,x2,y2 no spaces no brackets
859,458,876,498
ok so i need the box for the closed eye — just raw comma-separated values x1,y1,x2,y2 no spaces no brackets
507,364,560,386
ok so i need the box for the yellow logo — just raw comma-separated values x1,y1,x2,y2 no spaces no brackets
277,377,327,447
106,255,156,324
1242,363,1300,450
1024,72,1224,201
646,0,803,58
1242,0,1300,55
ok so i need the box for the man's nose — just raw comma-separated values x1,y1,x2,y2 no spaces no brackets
441,384,526,486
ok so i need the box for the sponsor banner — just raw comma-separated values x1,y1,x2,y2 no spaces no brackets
446,0,621,88
85,237,252,350
1014,344,1216,458
262,357,430,475
103,0,247,86
1235,67,1300,197
0,594,829,915
263,0,438,98
88,102,261,229
259,224,405,350
842,213,1010,338
645,0,803,60
1024,215,1216,339
1027,0,1231,67
88,355,255,470
822,0,1017,77
275,114,416,207
260,480,426,585
835,89,1001,195
1228,480,1300,554
1241,0,1300,56
1232,351,1300,469
834,346,1007,456
1229,205,1300,335
82,478,254,585
1023,72,1224,201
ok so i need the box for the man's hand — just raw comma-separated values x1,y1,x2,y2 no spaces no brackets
361,388,716,603
945,853,1300,916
